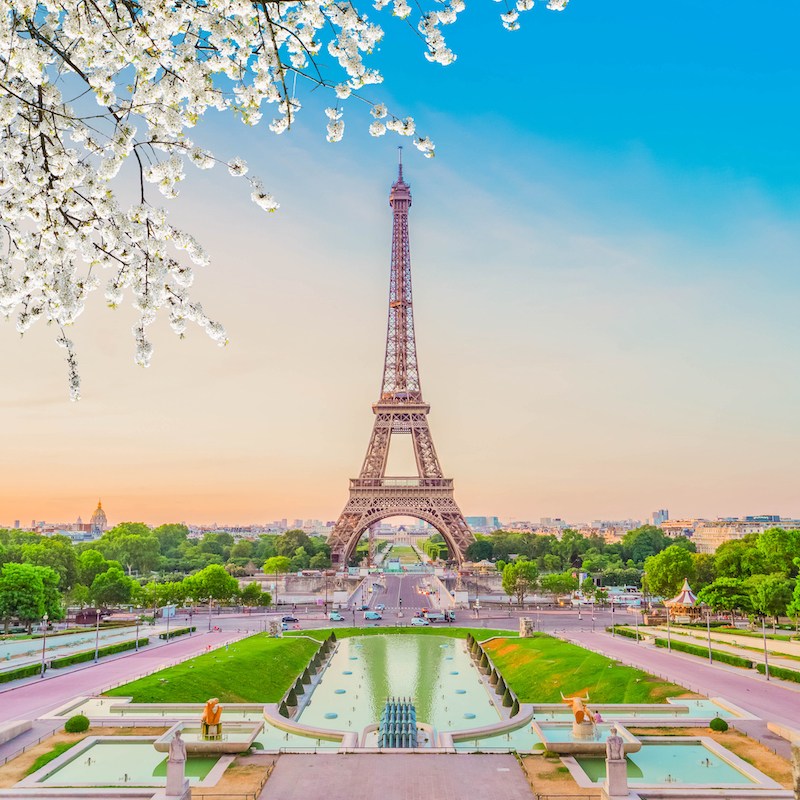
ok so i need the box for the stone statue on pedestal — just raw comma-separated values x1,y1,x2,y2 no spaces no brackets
165,730,190,799
604,726,627,799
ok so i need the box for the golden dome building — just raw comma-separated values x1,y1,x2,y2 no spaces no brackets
90,500,108,535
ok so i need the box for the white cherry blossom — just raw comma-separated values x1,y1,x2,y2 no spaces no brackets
0,0,569,398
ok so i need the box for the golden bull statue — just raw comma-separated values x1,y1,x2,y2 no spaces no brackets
561,693,595,725
201,697,223,740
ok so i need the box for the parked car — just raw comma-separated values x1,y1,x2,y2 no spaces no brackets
359,604,370,611
364,611,383,620
375,603,385,611
329,611,344,622
281,615,299,623
411,617,430,626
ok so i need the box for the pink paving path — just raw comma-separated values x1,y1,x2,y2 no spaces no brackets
0,629,246,725
561,629,800,746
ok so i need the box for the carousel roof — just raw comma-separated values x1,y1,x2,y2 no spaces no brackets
665,578,697,607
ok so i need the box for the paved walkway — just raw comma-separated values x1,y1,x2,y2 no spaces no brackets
0,628,247,765
260,754,534,800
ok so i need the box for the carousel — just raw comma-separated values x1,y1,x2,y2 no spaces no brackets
664,578,701,622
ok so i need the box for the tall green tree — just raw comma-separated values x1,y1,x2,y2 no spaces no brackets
90,566,135,606
539,572,579,596
263,556,292,575
643,545,695,599
501,560,539,606
0,562,45,631
184,564,238,602
747,574,794,623
697,577,753,615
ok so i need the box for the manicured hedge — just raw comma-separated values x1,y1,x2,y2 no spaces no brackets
0,663,42,684
756,663,800,683
50,637,149,668
158,626,196,640
607,626,641,640
652,637,753,669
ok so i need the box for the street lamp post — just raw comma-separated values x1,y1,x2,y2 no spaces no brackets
762,617,770,681
635,610,639,642
166,607,171,641
94,608,101,663
39,613,49,678
611,601,615,635
666,609,672,652
135,616,141,652
207,598,213,632
188,611,193,636
706,609,713,663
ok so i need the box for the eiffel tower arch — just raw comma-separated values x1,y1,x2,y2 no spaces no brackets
329,154,475,566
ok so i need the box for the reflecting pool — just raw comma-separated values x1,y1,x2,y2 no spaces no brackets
575,742,756,785
298,635,500,732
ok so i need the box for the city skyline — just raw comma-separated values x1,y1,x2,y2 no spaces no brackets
3,4,800,525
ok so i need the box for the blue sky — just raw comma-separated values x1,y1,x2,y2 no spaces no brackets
3,2,800,526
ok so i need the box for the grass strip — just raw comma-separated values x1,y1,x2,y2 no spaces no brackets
485,634,687,703
104,633,318,703
25,741,79,776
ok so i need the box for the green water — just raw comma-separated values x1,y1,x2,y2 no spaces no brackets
575,743,756,785
298,635,499,732
39,741,219,786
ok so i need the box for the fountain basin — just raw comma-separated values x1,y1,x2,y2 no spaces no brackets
154,721,263,754
530,721,640,755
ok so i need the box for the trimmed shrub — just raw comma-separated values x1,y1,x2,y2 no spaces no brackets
64,714,90,733
606,626,639,640
0,663,41,684
330,632,337,642
652,637,753,669
709,717,728,732
756,663,800,683
294,678,304,695
279,701,290,718
496,677,506,696
158,626,195,640
510,699,520,717
50,638,149,669
301,667,312,685
479,653,490,673
489,669,499,686
286,687,298,706
502,689,513,708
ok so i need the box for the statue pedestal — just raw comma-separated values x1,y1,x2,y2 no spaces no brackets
166,760,190,800
572,720,596,739
604,758,628,799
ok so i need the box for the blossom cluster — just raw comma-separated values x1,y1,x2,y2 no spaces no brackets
0,0,568,398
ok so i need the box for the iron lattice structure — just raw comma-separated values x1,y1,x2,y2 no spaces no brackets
329,159,474,566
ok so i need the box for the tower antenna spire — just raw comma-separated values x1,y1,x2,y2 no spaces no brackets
398,146,403,180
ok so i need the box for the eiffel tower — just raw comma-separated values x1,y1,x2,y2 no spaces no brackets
328,154,475,567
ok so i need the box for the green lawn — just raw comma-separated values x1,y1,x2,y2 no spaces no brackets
485,634,687,704
104,634,319,703
387,545,421,564
287,626,516,642
26,742,79,776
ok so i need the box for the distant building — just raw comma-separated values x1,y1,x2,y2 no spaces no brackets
660,520,698,539
691,520,767,553
90,500,108,535
465,516,501,533
652,509,669,526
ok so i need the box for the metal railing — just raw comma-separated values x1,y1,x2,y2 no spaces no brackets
350,478,453,489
